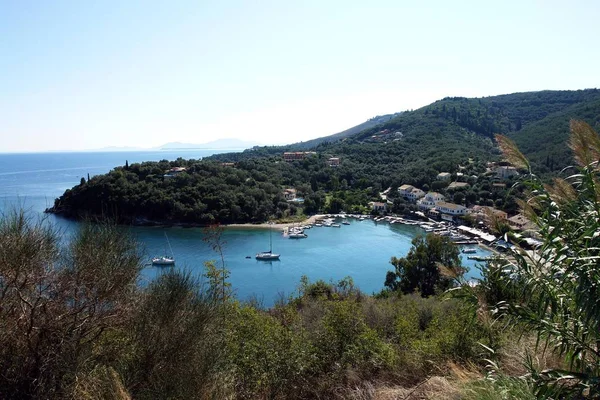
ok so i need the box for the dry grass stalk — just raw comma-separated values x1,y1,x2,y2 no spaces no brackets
544,177,577,206
339,377,462,400
516,198,538,223
569,119,600,168
495,134,530,171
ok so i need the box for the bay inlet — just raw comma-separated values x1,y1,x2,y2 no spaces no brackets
0,150,491,307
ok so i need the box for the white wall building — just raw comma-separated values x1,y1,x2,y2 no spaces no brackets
434,201,468,216
398,184,426,202
417,192,445,210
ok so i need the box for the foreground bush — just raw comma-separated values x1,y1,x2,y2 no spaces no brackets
0,210,554,399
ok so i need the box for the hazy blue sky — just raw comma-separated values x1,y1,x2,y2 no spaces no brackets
1,0,598,152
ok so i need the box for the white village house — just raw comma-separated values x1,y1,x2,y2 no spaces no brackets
369,201,388,212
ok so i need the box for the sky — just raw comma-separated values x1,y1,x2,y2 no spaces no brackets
1,0,599,152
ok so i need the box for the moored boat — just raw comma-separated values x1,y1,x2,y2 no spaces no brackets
152,232,175,266
289,232,308,239
152,255,175,266
256,223,280,260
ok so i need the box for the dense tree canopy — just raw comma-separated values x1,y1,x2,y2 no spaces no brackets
385,234,462,297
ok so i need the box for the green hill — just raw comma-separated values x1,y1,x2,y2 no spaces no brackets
346,89,600,173
48,89,600,225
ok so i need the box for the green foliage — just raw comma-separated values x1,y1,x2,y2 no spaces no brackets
0,213,141,399
203,260,232,303
225,304,309,399
124,270,220,399
385,234,463,297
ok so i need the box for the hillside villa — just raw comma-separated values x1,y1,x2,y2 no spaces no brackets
437,172,451,181
327,157,340,167
496,166,518,179
283,188,297,201
163,167,187,179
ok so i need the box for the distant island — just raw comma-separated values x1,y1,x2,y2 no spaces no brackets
159,138,262,150
75,138,263,153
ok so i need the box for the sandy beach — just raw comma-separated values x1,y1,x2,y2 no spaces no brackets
224,214,328,230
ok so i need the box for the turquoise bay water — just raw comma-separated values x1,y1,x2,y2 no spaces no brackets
0,151,490,307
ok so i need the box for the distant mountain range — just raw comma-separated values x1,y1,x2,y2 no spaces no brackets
89,138,262,152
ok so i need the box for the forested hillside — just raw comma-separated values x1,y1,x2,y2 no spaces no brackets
48,89,600,225
288,113,402,150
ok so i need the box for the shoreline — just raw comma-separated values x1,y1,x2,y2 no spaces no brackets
224,214,327,230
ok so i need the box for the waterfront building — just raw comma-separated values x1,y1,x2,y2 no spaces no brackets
369,201,388,212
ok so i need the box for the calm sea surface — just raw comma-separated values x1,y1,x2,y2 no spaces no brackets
0,150,490,306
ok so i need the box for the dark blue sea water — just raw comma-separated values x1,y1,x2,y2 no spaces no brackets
0,150,490,306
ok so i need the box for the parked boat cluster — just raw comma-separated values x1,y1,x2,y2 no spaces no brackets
282,213,498,257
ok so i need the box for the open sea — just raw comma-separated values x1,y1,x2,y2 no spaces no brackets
0,150,490,306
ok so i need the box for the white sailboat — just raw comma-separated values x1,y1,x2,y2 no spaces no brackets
256,223,280,260
152,232,175,266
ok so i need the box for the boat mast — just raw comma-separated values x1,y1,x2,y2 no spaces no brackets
165,232,174,258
